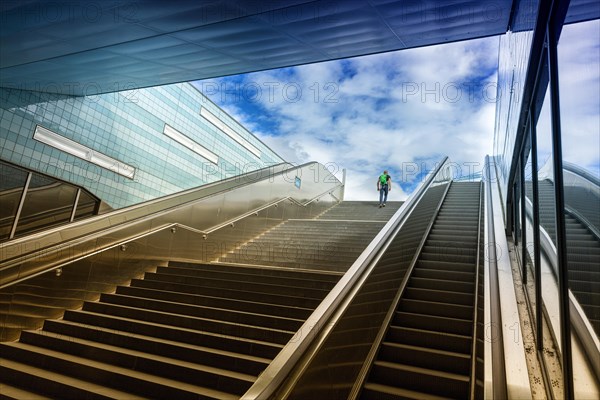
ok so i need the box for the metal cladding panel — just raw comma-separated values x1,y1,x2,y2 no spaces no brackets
0,0,595,95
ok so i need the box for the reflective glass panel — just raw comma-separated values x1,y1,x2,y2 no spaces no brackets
74,190,98,221
524,149,537,324
14,174,77,236
558,17,600,398
536,85,564,376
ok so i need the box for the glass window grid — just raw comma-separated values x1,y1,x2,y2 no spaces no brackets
1,82,283,209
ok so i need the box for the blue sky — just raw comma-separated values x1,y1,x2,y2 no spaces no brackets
193,20,598,200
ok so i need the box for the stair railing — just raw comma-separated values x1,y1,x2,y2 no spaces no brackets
241,156,451,400
0,161,343,288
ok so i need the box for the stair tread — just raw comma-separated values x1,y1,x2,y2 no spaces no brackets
1,342,241,399
66,309,285,349
44,319,272,364
0,382,53,400
19,330,257,382
0,358,148,400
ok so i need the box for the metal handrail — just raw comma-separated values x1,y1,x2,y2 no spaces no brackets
2,162,290,252
469,181,484,398
241,156,450,400
563,161,600,188
0,161,342,288
348,179,452,399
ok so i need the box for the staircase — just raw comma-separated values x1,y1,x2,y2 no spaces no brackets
361,182,482,399
0,201,400,399
218,201,402,273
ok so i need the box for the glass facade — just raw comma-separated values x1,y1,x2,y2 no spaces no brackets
494,2,600,396
0,82,284,209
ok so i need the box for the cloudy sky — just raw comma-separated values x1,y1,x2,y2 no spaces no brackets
193,19,598,201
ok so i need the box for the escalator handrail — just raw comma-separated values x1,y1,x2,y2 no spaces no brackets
563,161,600,188
348,179,452,399
0,161,342,287
241,156,450,400
469,181,484,398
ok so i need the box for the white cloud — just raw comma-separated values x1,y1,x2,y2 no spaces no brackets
196,36,500,200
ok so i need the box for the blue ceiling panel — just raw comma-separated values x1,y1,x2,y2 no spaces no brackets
0,0,597,95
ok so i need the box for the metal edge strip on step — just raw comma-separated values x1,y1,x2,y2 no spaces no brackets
240,156,451,400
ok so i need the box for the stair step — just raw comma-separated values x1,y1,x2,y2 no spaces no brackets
61,310,283,359
0,342,239,399
42,319,269,375
115,285,313,320
156,266,336,290
0,358,147,400
80,302,295,344
98,293,304,332
18,330,256,394
0,382,52,400
130,279,323,309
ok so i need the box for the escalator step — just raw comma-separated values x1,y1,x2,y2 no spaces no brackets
412,268,474,282
361,382,448,400
408,276,474,293
415,260,474,273
378,341,470,375
370,360,469,399
393,311,472,336
404,287,474,306
399,298,473,320
387,326,472,354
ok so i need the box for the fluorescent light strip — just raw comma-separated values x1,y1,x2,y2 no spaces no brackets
163,124,219,164
200,107,261,158
33,125,136,179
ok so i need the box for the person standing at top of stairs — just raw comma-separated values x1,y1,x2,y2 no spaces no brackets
378,170,392,208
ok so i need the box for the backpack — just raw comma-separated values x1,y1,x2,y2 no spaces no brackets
379,174,388,186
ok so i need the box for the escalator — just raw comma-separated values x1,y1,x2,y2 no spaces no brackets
534,179,600,336
360,181,482,399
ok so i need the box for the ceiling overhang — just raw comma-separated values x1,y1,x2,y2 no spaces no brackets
1,0,597,95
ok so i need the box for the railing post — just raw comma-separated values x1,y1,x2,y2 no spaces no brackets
9,172,32,239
